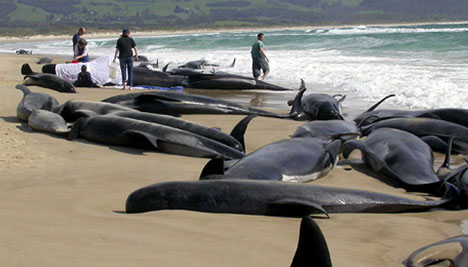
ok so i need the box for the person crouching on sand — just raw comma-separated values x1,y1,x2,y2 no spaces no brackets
74,65,100,88
74,39,90,63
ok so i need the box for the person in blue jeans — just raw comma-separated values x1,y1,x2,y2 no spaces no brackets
113,29,139,90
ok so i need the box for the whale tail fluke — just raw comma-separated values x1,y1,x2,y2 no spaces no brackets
288,79,307,120
290,216,332,267
15,84,32,96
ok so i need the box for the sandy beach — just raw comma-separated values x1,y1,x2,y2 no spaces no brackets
0,53,467,266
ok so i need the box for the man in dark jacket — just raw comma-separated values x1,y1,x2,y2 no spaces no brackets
72,27,86,54
113,29,139,90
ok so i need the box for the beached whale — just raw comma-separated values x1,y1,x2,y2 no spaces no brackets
101,91,288,118
200,138,341,183
132,67,185,87
23,73,76,93
16,49,32,55
356,107,468,128
181,72,293,91
125,180,449,216
111,111,255,152
403,235,468,267
28,109,68,136
177,58,236,69
36,57,53,64
54,100,135,122
15,84,59,122
291,216,332,267
162,63,208,76
289,80,345,121
343,128,441,192
440,159,468,209
360,118,468,155
68,115,245,159
291,120,360,142
354,94,468,129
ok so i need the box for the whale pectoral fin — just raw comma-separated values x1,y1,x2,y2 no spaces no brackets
267,199,329,218
342,139,366,159
339,94,346,103
68,118,85,140
230,114,257,151
199,156,225,179
421,135,448,154
134,94,181,105
72,110,97,120
123,130,159,149
40,98,54,112
333,94,346,103
418,112,441,120
326,139,342,165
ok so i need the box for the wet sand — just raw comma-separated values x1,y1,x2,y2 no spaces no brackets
0,53,467,266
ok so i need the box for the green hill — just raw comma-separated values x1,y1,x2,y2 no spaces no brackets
2,0,468,36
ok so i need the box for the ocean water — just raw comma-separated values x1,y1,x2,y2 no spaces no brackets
2,23,468,111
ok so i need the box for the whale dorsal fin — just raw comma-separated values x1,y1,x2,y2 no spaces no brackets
199,156,225,179
230,114,257,152
365,94,396,112
162,63,170,72
230,58,236,68
290,216,333,267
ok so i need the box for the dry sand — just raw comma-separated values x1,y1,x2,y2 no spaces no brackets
0,53,467,266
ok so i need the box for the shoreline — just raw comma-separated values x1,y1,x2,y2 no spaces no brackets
1,20,468,43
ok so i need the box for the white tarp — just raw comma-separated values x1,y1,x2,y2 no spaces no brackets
55,56,122,85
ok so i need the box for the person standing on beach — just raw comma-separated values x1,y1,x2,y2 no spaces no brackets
72,27,86,53
251,33,269,81
113,29,139,90
74,38,89,63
